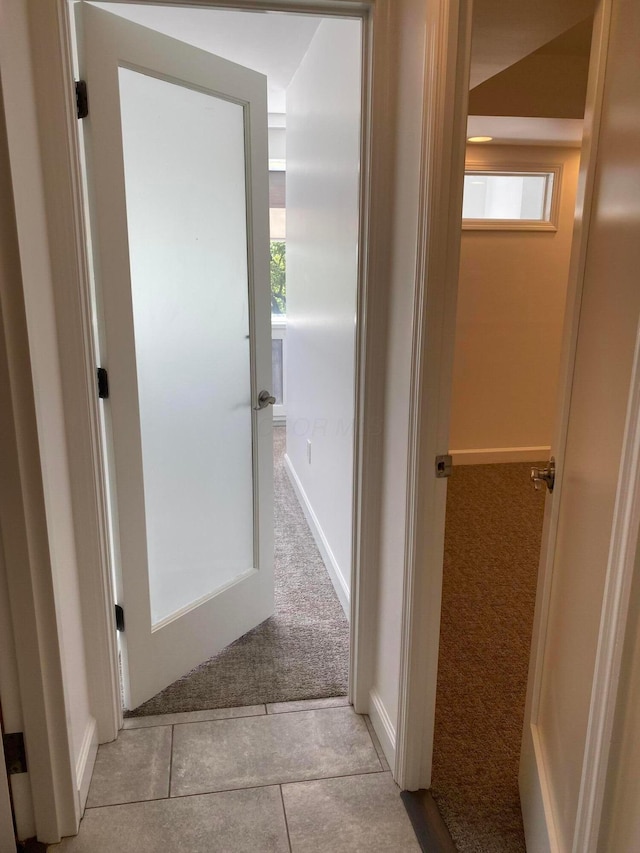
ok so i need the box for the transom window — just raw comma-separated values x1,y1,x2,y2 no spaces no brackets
462,165,561,231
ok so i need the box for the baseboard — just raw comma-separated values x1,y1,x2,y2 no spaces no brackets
283,453,350,618
368,688,396,771
450,446,550,465
520,726,558,852
76,716,98,813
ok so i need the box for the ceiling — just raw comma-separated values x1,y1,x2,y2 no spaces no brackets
92,0,595,147
469,0,595,89
467,4,596,146
91,3,323,113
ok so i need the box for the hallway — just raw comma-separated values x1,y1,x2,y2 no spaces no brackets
48,700,419,852
126,427,349,717
431,462,545,851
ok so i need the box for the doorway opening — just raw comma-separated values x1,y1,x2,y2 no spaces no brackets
78,2,364,715
430,5,595,849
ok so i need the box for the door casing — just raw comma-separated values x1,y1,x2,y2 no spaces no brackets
66,0,386,724
397,1,640,851
27,0,391,761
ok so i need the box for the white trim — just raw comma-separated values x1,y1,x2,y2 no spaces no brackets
24,0,123,749
0,1,84,839
368,688,396,770
519,2,613,850
394,0,473,792
347,0,390,718
284,454,350,617
450,446,550,465
518,725,558,853
271,319,287,423
76,717,98,813
572,318,640,851
461,162,562,231
9,777,36,843
0,761,15,851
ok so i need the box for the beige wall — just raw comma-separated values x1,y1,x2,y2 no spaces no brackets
449,144,580,463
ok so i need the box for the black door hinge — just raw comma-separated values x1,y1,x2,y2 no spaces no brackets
115,604,125,632
75,80,88,119
97,367,109,399
3,731,27,775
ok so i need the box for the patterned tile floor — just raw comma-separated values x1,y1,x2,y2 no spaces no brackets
48,699,420,852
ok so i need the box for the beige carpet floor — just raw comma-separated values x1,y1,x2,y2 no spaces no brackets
431,462,546,852
127,426,349,716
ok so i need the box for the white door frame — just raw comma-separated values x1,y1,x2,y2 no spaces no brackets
396,0,640,848
14,0,394,754
393,0,473,789
0,761,14,852
64,0,389,715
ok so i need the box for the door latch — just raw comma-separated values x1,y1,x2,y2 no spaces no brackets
531,457,555,493
435,454,453,478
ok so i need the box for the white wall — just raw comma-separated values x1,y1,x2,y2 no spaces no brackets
449,144,580,464
284,18,361,610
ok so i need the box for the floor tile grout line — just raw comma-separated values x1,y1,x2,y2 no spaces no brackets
363,716,387,771
123,709,268,729
124,703,358,736
364,721,384,770
84,783,286,811
171,767,388,800
279,785,293,853
265,701,350,716
85,769,391,811
125,700,351,727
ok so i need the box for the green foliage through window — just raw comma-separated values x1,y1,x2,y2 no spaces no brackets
270,241,286,315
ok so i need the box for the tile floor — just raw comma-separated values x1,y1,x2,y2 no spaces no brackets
48,698,420,852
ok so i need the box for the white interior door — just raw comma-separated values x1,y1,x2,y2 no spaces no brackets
77,3,273,710
519,0,640,848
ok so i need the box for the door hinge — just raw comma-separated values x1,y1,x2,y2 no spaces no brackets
115,604,125,632
3,731,27,775
435,454,453,478
75,80,88,119
97,367,109,399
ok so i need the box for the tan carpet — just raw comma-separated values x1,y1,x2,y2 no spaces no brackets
431,462,546,852
127,426,349,716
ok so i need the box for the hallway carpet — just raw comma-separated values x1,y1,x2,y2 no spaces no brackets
127,427,349,716
430,462,546,852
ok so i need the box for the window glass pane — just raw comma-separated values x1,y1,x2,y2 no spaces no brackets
463,172,552,221
270,240,286,315
118,68,255,627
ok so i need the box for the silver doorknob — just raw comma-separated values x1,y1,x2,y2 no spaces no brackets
531,457,555,493
255,390,276,410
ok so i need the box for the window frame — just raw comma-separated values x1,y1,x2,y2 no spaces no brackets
462,162,563,232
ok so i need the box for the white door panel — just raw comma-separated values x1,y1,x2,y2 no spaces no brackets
520,0,640,848
77,2,273,709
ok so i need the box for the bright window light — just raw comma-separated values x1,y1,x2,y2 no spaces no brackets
462,167,560,230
